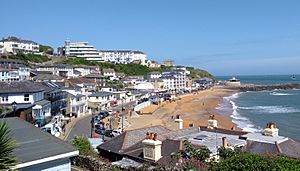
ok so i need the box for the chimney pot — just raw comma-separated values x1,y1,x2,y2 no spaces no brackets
222,137,228,148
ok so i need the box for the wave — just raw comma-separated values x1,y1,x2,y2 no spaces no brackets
228,99,261,133
270,92,293,96
238,105,300,113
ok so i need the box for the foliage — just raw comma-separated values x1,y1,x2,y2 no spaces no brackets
181,140,211,162
0,121,17,169
212,153,300,171
72,136,94,156
106,80,125,90
39,45,54,55
218,146,243,160
64,58,216,79
2,53,50,63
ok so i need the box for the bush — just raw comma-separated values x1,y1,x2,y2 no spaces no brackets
72,136,94,156
218,146,243,160
212,153,300,171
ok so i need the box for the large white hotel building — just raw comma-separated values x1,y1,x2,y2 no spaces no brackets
62,40,103,61
59,40,147,64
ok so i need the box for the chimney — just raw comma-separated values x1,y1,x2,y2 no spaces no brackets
174,115,183,129
142,132,162,161
222,137,228,148
207,115,218,129
263,122,279,137
64,80,70,88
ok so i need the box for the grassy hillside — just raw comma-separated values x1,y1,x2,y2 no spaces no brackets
64,57,215,79
1,53,50,63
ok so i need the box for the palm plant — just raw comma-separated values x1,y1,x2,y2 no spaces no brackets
0,121,17,169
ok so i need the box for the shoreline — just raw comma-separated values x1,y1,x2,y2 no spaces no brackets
127,88,240,131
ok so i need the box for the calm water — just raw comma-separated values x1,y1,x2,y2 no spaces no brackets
216,75,300,141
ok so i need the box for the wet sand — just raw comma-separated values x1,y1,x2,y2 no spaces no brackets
127,88,239,131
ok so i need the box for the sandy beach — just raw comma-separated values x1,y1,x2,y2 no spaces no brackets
126,88,239,131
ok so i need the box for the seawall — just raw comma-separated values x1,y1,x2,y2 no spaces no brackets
221,83,300,92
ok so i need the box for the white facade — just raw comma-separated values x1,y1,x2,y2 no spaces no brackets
99,50,147,64
147,72,162,79
36,64,75,78
64,89,88,117
0,69,19,81
0,37,39,54
0,91,44,105
0,67,30,82
103,69,116,77
64,40,103,61
74,66,99,76
88,92,116,110
161,69,187,91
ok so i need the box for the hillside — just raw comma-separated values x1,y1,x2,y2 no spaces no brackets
63,57,216,80
1,53,50,63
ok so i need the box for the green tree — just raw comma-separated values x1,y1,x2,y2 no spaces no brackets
0,121,17,169
72,136,94,156
212,153,300,171
39,45,54,55
181,140,211,162
218,146,243,160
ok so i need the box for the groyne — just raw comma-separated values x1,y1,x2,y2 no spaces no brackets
221,83,300,92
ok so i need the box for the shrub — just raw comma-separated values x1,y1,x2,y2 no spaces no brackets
72,136,93,156
212,153,300,171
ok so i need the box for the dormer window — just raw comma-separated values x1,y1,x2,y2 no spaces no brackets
24,94,29,101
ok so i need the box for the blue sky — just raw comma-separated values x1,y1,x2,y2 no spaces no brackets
1,0,300,76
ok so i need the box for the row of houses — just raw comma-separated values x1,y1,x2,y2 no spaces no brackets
98,117,300,168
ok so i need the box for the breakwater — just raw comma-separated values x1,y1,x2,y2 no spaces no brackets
222,83,300,92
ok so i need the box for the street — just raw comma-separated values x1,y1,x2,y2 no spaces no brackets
65,101,136,142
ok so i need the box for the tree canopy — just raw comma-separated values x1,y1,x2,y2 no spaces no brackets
0,121,17,169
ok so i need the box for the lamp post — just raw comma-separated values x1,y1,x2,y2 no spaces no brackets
90,107,95,138
121,97,125,133
12,101,17,116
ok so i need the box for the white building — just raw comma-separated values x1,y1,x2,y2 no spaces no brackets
102,68,116,78
0,69,19,81
0,36,39,54
63,40,103,61
147,71,162,80
0,81,51,122
99,50,147,64
36,64,75,78
161,68,187,91
64,90,88,117
88,92,116,111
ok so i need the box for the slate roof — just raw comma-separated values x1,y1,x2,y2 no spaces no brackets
0,81,45,93
34,99,51,106
89,92,114,97
0,117,78,167
103,68,115,73
33,74,64,81
245,138,300,159
123,139,182,164
98,125,171,153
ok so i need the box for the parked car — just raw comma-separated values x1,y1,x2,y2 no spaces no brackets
104,130,114,137
95,126,105,135
108,110,113,115
99,111,109,118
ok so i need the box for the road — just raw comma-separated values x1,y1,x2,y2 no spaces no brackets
65,101,136,142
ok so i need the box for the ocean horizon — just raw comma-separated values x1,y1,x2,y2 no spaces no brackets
216,75,300,141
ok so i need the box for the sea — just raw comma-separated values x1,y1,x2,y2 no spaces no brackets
215,75,300,141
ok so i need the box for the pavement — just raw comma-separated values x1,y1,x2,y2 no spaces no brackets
64,101,136,142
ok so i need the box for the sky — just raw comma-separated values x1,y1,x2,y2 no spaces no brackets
1,0,300,76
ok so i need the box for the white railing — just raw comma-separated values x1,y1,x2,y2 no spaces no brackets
134,101,151,112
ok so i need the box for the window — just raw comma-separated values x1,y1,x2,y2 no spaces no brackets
2,95,8,102
24,94,29,101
